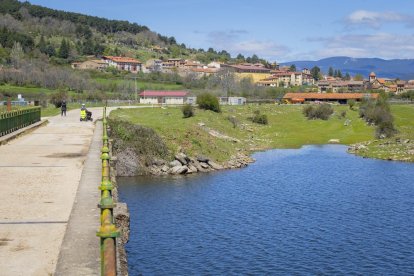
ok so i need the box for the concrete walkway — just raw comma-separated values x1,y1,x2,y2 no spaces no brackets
0,108,103,276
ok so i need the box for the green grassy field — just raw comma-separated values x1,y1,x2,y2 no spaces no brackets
109,104,403,163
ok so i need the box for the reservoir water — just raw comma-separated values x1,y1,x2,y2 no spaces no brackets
118,145,414,275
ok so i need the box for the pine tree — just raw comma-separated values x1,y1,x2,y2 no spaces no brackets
328,66,334,76
345,72,351,80
38,35,47,54
334,69,338,78
58,38,70,59
337,70,342,78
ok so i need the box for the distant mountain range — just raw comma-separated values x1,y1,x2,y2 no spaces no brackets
281,57,414,80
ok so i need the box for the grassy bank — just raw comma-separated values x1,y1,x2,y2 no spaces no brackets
109,104,409,163
352,105,414,162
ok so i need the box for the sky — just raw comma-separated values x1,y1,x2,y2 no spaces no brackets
27,0,414,62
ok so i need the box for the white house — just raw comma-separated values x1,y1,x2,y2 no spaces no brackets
102,56,142,73
139,90,190,105
219,97,247,105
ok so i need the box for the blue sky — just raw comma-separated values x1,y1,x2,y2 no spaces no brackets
27,0,414,62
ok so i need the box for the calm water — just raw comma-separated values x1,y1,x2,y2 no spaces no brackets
118,145,414,275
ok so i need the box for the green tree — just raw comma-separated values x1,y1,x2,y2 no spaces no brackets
344,72,351,80
337,70,342,78
310,66,321,81
58,38,70,59
354,74,364,81
38,35,47,54
334,69,338,78
236,53,245,62
196,93,220,112
328,66,334,76
251,54,259,63
289,64,296,72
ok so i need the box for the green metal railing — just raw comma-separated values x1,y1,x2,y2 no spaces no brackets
97,107,120,276
0,107,41,137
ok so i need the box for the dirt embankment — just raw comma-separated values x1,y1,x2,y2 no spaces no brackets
108,118,254,176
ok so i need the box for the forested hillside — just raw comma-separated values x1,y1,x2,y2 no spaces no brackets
0,0,279,102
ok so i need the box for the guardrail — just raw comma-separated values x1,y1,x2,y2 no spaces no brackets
0,107,41,137
97,107,120,276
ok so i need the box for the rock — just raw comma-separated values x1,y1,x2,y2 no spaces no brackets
404,139,410,144
175,153,189,165
408,150,414,155
198,122,205,127
115,148,141,176
191,159,205,172
187,164,198,173
197,155,210,162
170,165,188,175
208,160,223,170
151,158,166,166
169,160,182,167
149,165,161,175
161,165,170,173
328,139,340,144
200,162,210,169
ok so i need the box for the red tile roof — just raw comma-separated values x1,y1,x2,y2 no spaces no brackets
283,92,379,100
139,90,188,97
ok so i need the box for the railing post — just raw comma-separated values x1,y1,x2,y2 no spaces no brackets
97,106,119,276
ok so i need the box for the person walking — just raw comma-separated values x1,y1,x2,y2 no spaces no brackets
61,100,67,116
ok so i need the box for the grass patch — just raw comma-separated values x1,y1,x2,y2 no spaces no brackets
109,104,380,162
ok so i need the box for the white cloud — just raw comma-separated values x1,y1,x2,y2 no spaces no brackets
345,10,414,28
206,29,289,59
308,33,414,59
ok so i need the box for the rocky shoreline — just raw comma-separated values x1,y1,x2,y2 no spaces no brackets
115,149,255,177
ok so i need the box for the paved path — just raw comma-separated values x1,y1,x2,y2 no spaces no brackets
0,108,103,276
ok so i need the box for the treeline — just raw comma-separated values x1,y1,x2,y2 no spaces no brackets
0,0,149,35
0,27,33,50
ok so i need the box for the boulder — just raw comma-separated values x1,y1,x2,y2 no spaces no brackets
208,160,223,170
197,155,210,163
151,158,166,166
170,165,188,175
200,162,210,169
191,160,204,172
169,160,182,167
161,165,170,173
328,139,340,144
187,164,198,173
175,153,189,165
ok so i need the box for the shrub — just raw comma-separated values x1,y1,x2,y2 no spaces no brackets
196,93,220,112
359,96,396,138
348,99,356,110
181,104,194,118
251,110,268,125
303,104,333,120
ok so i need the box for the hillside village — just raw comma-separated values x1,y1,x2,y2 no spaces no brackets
71,55,414,95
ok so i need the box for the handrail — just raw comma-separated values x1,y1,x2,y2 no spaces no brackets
97,106,120,276
0,107,41,137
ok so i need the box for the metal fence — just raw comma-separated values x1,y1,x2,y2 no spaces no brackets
0,107,41,137
97,107,120,276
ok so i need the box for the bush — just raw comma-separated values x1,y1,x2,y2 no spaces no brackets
303,104,334,120
251,110,268,125
181,104,194,118
359,96,396,138
196,93,220,112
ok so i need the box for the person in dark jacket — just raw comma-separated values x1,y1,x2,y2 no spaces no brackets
61,100,67,116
